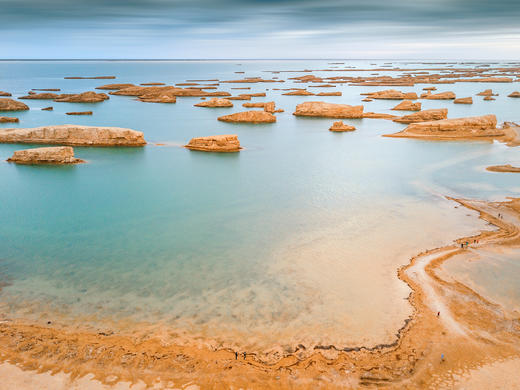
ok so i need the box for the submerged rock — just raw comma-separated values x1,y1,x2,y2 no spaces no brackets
0,98,29,111
7,146,84,165
393,109,448,124
218,111,276,123
391,100,421,111
329,121,356,132
293,101,364,118
0,116,19,123
185,135,241,152
454,97,473,104
0,125,146,146
194,98,233,107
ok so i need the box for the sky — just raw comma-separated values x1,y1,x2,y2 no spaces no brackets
1,0,520,59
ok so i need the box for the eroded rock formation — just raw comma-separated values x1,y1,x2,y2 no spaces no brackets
7,146,84,164
185,135,241,152
293,101,364,118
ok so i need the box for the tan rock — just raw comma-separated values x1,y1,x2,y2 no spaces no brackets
227,95,251,101
393,109,448,124
425,91,456,100
66,111,93,115
20,93,60,100
139,95,176,103
185,135,241,152
317,92,342,96
364,89,418,100
140,82,166,86
194,98,233,108
476,89,497,96
484,96,495,101
363,112,399,119
387,115,502,139
454,97,473,104
0,116,19,123
7,146,84,165
0,98,29,111
508,91,520,98
0,91,12,97
293,101,364,118
422,87,437,91
95,83,135,90
282,90,314,96
242,101,281,113
218,111,276,123
54,91,109,103
362,98,373,102
329,121,356,132
486,164,520,173
42,107,53,111
112,86,230,100
391,100,421,111
0,125,146,146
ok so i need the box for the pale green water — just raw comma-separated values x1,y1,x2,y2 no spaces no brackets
0,60,519,350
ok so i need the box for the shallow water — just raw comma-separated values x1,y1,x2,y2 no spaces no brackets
0,60,519,349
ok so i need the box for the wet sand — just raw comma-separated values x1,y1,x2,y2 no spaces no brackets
1,197,520,388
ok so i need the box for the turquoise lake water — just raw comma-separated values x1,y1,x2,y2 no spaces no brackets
0,60,519,350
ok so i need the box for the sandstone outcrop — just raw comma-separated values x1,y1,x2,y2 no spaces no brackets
54,92,109,103
0,116,19,123
386,115,503,140
393,109,448,124
185,135,241,152
0,125,146,146
363,90,418,100
317,92,342,96
42,107,53,111
329,121,356,132
425,91,456,100
454,97,473,104
66,111,93,115
7,146,84,165
111,86,230,100
242,101,281,113
508,91,520,98
293,101,364,118
391,100,421,111
476,89,497,96
95,83,135,90
0,98,29,111
218,111,276,123
282,90,314,96
20,93,60,100
486,164,520,173
194,98,233,107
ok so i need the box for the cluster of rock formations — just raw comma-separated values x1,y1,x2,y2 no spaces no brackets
7,146,84,165
185,135,241,152
329,121,356,132
218,111,276,123
20,91,109,103
293,101,364,118
0,125,146,146
0,98,29,111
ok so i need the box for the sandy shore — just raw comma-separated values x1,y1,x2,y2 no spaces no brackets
1,197,520,389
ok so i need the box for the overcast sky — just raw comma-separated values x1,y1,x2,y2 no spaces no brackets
2,0,519,59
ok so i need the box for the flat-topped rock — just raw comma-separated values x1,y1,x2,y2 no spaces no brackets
508,91,520,98
484,96,495,101
477,89,497,96
0,91,12,97
0,116,19,123
393,108,448,124
96,83,135,90
454,97,473,104
20,92,60,100
0,98,29,111
386,115,503,140
425,91,456,100
283,90,314,96
0,125,146,146
54,91,109,103
293,101,364,118
66,111,93,115
7,146,84,165
486,164,520,173
363,112,399,119
329,121,356,132
218,111,276,123
195,98,233,107
317,92,342,96
185,135,241,152
42,107,53,111
242,101,281,113
391,100,421,111
111,86,230,100
364,89,418,100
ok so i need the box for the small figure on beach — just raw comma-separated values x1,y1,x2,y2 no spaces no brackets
441,354,445,362
235,352,238,360
243,352,246,360
460,243,464,249
437,311,440,317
